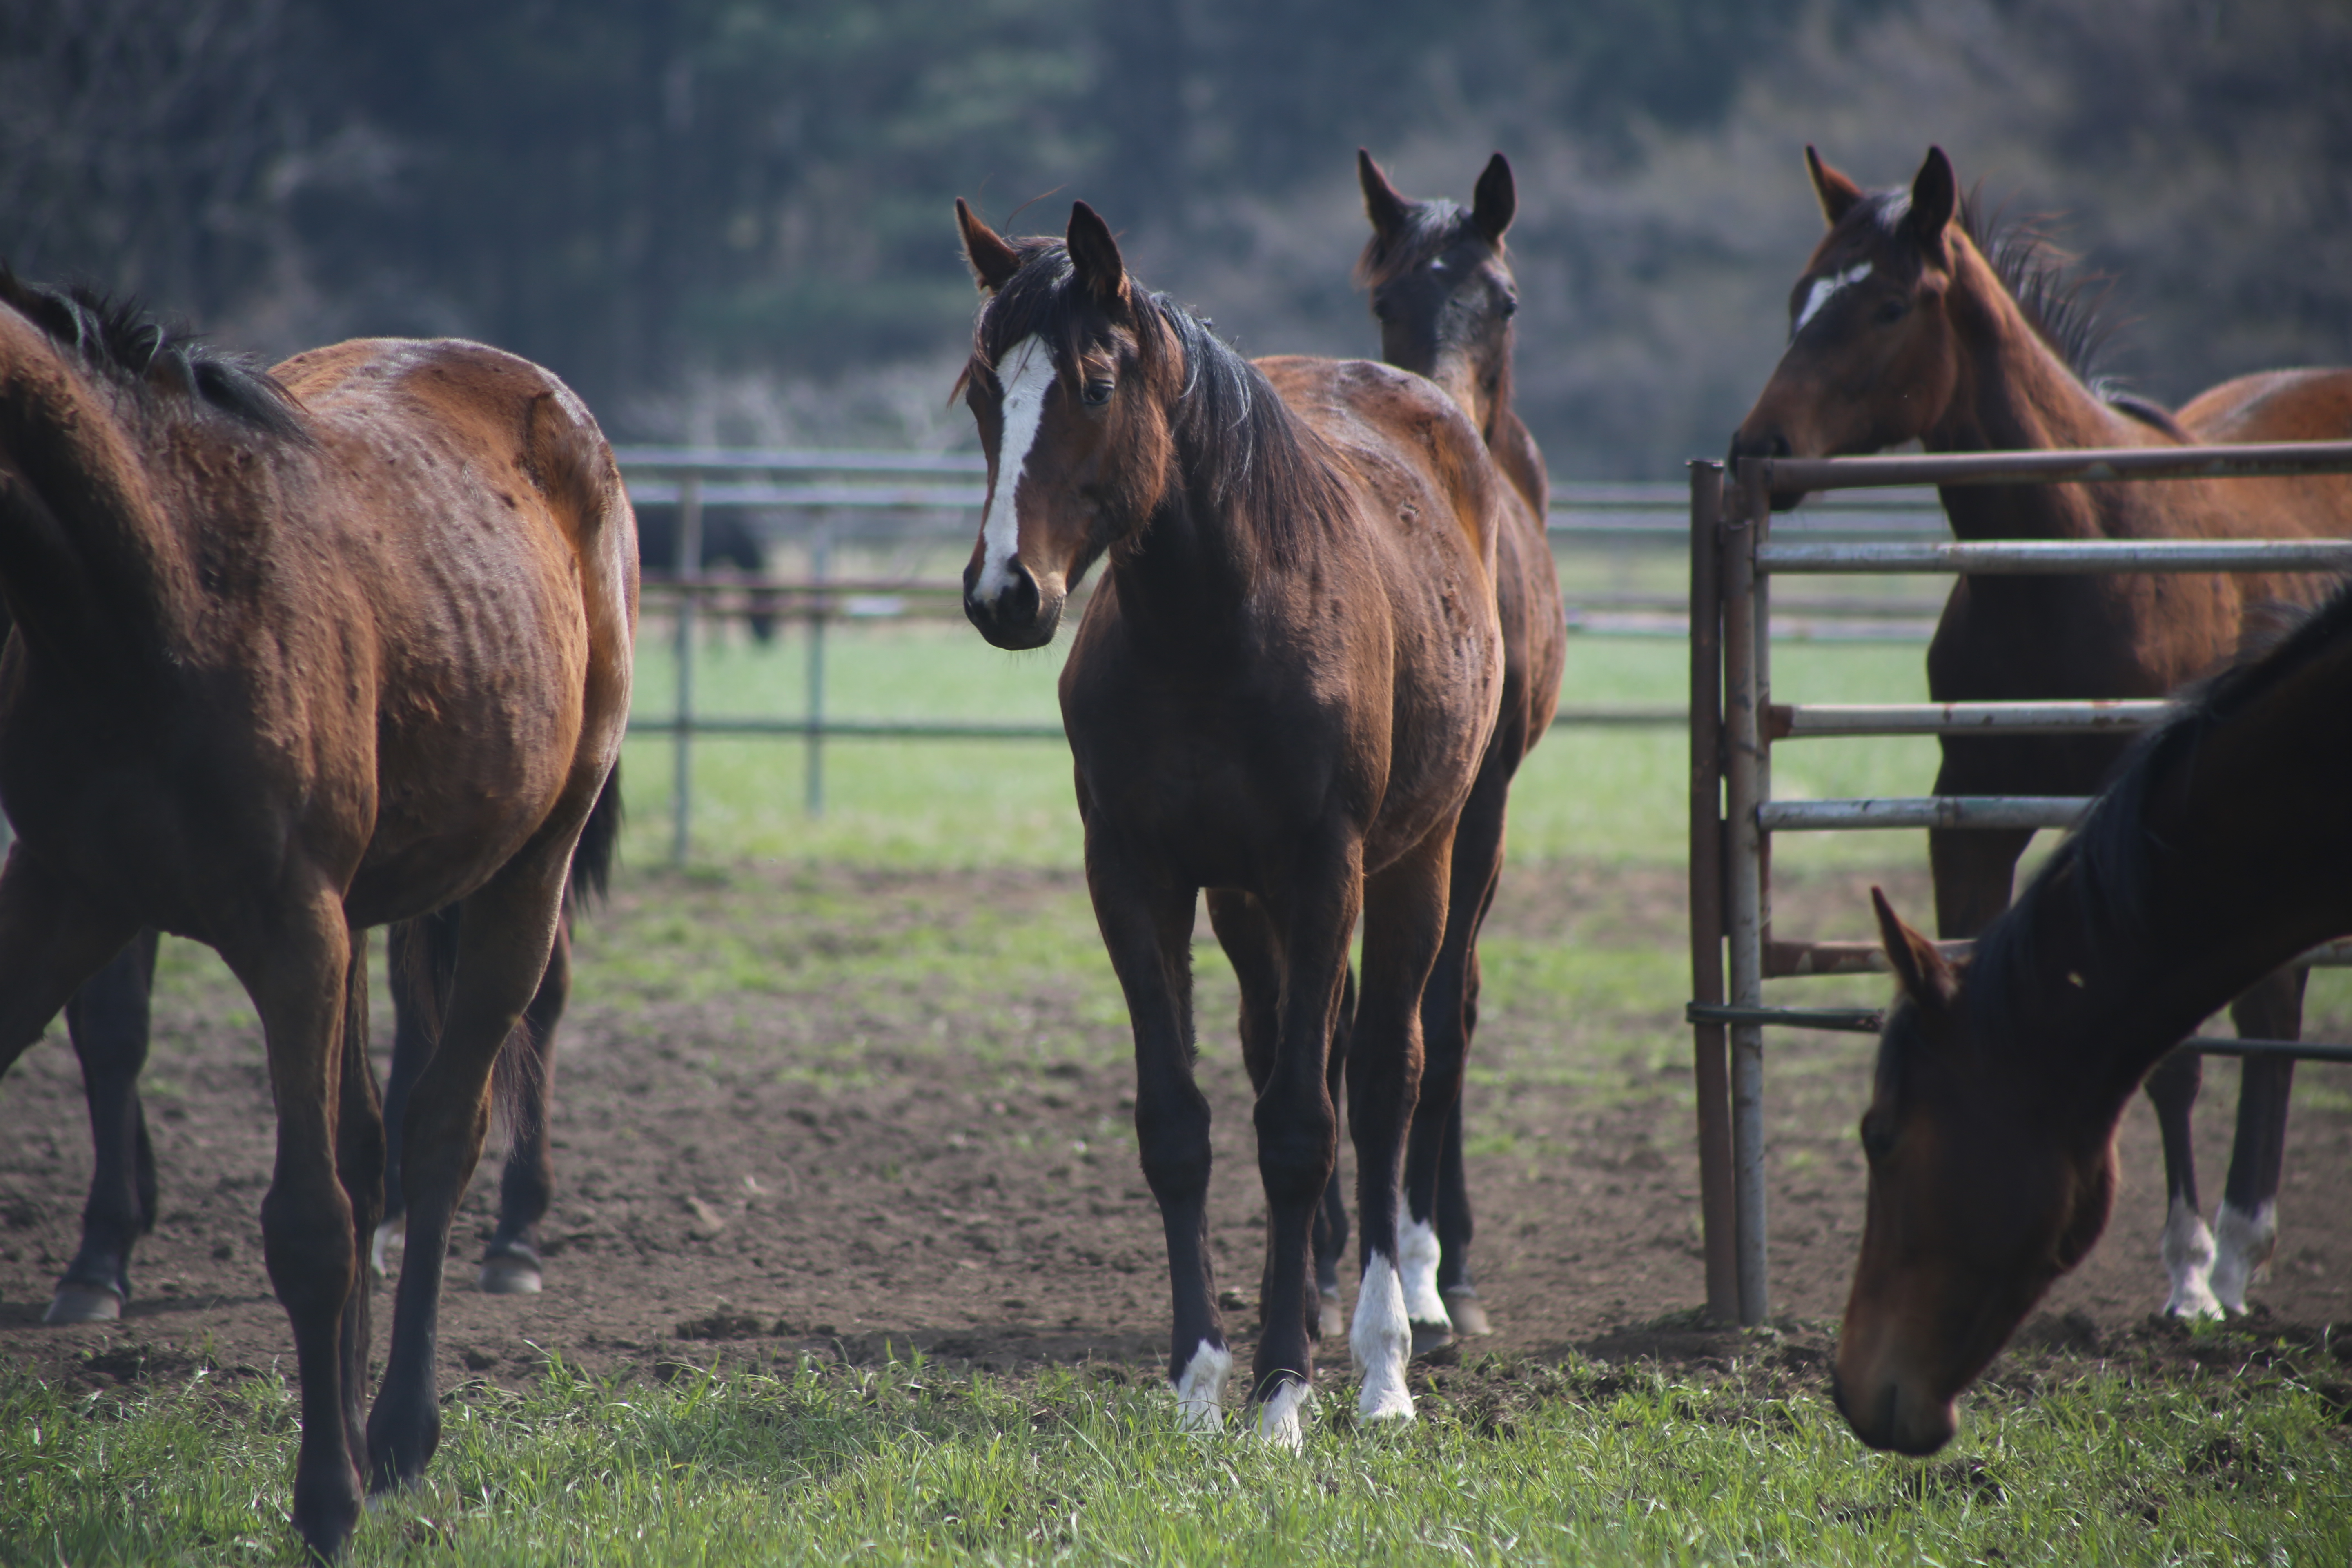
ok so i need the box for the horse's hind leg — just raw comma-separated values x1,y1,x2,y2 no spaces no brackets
367,846,573,1493
1403,760,1509,1352
1349,827,1452,1426
2212,965,2307,1313
479,915,572,1295
374,908,461,1281
1310,968,1354,1341
1092,850,1227,1426
2144,1049,2220,1318
49,930,163,1324
332,937,385,1477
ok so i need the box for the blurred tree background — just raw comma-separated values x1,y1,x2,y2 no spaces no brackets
2,0,2343,476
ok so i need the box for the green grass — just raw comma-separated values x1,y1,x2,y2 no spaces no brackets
621,619,1956,871
6,1343,2345,1566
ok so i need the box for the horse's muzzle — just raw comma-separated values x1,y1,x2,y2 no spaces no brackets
1725,429,1810,513
963,557,1062,650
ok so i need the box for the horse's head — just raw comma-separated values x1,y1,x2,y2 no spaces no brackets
1356,150,1519,434
953,199,1180,650
1731,146,1966,508
1835,889,2118,1456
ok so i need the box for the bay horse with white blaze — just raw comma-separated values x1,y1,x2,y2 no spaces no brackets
953,200,1504,1441
1730,145,2352,1318
1356,148,1566,1349
0,274,635,1560
1846,579,2352,1454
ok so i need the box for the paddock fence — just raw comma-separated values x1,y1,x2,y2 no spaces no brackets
1686,439,2352,1329
617,447,1953,862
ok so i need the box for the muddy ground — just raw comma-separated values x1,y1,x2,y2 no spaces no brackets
2,860,2348,1399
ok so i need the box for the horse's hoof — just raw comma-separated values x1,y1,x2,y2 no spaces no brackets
1441,1286,1493,1337
43,1283,124,1325
477,1255,544,1295
1316,1288,1346,1340
1409,1319,1455,1358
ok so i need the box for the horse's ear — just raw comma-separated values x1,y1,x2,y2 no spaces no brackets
1873,887,1958,1015
1359,148,1412,241
1472,152,1515,243
957,199,1021,294
1806,145,1864,228
1066,200,1129,310
1906,147,1959,253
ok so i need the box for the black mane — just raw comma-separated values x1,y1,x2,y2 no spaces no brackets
0,268,306,441
1965,578,2352,1042
967,239,1347,568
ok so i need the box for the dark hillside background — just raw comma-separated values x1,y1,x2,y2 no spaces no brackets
3,0,2344,475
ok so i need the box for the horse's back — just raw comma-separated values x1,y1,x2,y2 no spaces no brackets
1254,355,1502,581
2178,368,2352,445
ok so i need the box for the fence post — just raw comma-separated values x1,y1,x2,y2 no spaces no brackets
671,475,702,867
1723,461,1772,1325
805,519,830,816
1687,461,1738,1324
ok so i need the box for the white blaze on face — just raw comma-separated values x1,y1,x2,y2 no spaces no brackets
1794,262,1874,336
975,334,1056,601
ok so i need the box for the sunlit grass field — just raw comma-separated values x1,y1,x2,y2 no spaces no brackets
10,613,2352,1564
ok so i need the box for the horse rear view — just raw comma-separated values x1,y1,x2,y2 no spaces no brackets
0,277,635,1559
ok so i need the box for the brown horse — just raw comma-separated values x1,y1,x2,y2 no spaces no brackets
1845,580,2352,1453
1356,149,1565,1348
953,200,1504,1442
0,275,635,1559
1730,145,2352,1318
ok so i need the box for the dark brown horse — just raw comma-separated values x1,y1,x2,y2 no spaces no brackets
1356,149,1565,1348
953,201,1504,1442
1731,145,2352,1318
41,789,613,1325
1844,579,2352,1453
0,276,635,1559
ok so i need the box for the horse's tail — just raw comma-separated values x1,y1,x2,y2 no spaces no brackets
566,763,623,914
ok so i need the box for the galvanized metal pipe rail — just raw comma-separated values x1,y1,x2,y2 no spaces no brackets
1692,438,2352,1327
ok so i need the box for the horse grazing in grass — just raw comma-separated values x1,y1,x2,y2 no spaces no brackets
953,200,1504,1442
0,274,635,1560
1845,580,2352,1454
1355,148,1565,1350
1730,145,2352,1319
42,782,615,1325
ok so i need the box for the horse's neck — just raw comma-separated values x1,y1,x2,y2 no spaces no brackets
1434,343,1546,515
1929,242,2165,543
0,369,198,666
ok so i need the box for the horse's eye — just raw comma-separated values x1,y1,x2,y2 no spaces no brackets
1860,1114,1897,1162
1499,296,1519,319
1082,378,1114,408
1875,297,1911,325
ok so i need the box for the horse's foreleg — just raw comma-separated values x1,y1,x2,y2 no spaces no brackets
1093,852,1221,1425
1206,890,1288,1329
1404,760,1508,1352
481,915,572,1295
2144,1049,2219,1318
50,930,162,1323
1349,828,1452,1427
2213,965,2306,1313
1249,861,1356,1447
229,895,366,1563
367,852,569,1494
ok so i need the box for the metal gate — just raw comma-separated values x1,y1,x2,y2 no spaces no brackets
1686,439,2352,1326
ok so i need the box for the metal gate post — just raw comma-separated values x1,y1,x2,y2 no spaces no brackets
1687,461,1738,1323
806,520,831,817
1723,462,1772,1324
671,475,703,867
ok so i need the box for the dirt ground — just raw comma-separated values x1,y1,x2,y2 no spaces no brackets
2,860,2348,1399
